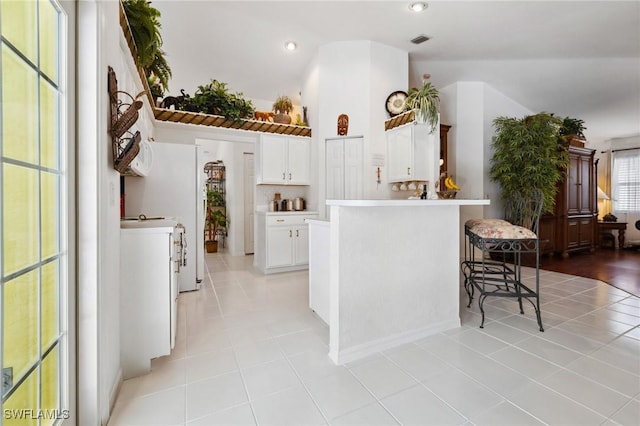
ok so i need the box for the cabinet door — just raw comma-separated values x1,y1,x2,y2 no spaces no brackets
344,137,364,199
259,135,287,184
287,138,310,184
578,154,593,215
293,225,310,265
578,217,595,247
326,139,345,200
266,227,294,267
387,126,413,182
566,152,580,215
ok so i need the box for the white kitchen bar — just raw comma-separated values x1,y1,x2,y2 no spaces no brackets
310,199,490,365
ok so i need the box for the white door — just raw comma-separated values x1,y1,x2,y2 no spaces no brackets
266,227,294,267
287,137,311,184
243,153,255,254
344,137,364,199
260,135,287,183
294,225,310,265
326,138,344,200
387,125,413,182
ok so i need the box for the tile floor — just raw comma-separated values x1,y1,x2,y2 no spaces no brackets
109,252,640,426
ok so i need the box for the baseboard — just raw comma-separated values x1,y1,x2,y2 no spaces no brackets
329,318,460,365
107,368,123,422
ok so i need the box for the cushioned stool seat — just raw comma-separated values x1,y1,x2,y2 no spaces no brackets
461,190,544,332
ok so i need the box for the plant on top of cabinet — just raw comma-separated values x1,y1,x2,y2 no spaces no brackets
490,112,568,223
189,79,255,121
406,80,440,133
273,95,293,124
122,0,172,95
559,117,587,141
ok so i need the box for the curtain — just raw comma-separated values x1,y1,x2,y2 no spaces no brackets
612,148,640,213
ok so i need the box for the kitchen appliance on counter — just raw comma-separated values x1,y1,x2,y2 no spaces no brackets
281,199,294,211
293,197,306,211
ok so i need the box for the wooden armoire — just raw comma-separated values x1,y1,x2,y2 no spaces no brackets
538,142,597,257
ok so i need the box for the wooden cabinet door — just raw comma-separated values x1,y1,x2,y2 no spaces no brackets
259,135,287,184
293,225,310,265
266,227,293,268
387,125,413,182
578,154,593,214
287,137,310,184
578,217,595,247
567,152,580,215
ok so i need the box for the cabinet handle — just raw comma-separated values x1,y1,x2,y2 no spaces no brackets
289,230,292,238
289,173,292,180
296,229,299,237
276,219,285,222
282,172,285,180
407,167,411,175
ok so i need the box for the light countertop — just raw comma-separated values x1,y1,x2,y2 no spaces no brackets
326,199,490,207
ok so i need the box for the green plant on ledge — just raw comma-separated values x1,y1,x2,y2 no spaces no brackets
189,79,254,121
122,0,172,95
559,117,587,141
490,112,569,223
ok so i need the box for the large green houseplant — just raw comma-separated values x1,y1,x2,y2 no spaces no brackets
406,80,440,133
205,188,228,253
186,79,254,121
490,113,569,224
122,0,172,95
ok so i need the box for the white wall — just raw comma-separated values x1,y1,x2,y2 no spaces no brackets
302,41,408,217
440,81,532,222
155,123,262,256
196,139,255,255
78,1,159,423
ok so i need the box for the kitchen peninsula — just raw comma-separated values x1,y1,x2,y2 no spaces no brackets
313,198,489,365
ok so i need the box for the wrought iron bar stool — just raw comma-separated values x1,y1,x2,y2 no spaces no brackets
461,190,544,331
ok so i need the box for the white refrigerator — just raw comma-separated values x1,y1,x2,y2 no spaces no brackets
124,142,204,291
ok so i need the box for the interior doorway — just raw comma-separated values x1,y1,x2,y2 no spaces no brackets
243,153,255,254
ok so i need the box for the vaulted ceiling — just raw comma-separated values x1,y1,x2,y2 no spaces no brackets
154,1,640,149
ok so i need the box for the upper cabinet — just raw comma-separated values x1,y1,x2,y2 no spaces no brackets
387,121,440,184
257,134,311,185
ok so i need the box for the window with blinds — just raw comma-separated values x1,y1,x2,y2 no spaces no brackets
612,149,640,213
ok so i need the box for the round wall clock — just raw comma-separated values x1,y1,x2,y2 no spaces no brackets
385,90,408,116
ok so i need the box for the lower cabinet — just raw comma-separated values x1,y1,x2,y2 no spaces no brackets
255,212,318,274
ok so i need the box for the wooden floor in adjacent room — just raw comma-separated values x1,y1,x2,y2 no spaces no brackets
539,247,640,297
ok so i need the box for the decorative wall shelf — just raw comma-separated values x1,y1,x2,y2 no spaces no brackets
118,1,312,138
108,66,145,174
384,110,416,131
154,108,312,137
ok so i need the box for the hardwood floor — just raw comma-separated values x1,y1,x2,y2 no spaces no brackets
539,247,640,297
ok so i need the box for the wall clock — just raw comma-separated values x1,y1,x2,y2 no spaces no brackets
385,90,408,116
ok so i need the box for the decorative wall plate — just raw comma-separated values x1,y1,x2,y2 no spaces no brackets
385,90,408,116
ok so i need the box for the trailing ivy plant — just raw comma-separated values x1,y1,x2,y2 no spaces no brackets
123,0,172,94
490,113,568,220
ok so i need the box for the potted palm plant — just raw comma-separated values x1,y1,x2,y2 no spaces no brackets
205,188,227,253
272,95,293,124
490,112,569,222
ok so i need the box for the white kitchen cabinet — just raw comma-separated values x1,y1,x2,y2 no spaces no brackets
387,120,440,185
326,136,364,200
257,134,310,185
255,212,318,274
120,223,179,379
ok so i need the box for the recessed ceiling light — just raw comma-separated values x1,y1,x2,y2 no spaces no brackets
284,41,297,51
409,2,427,12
